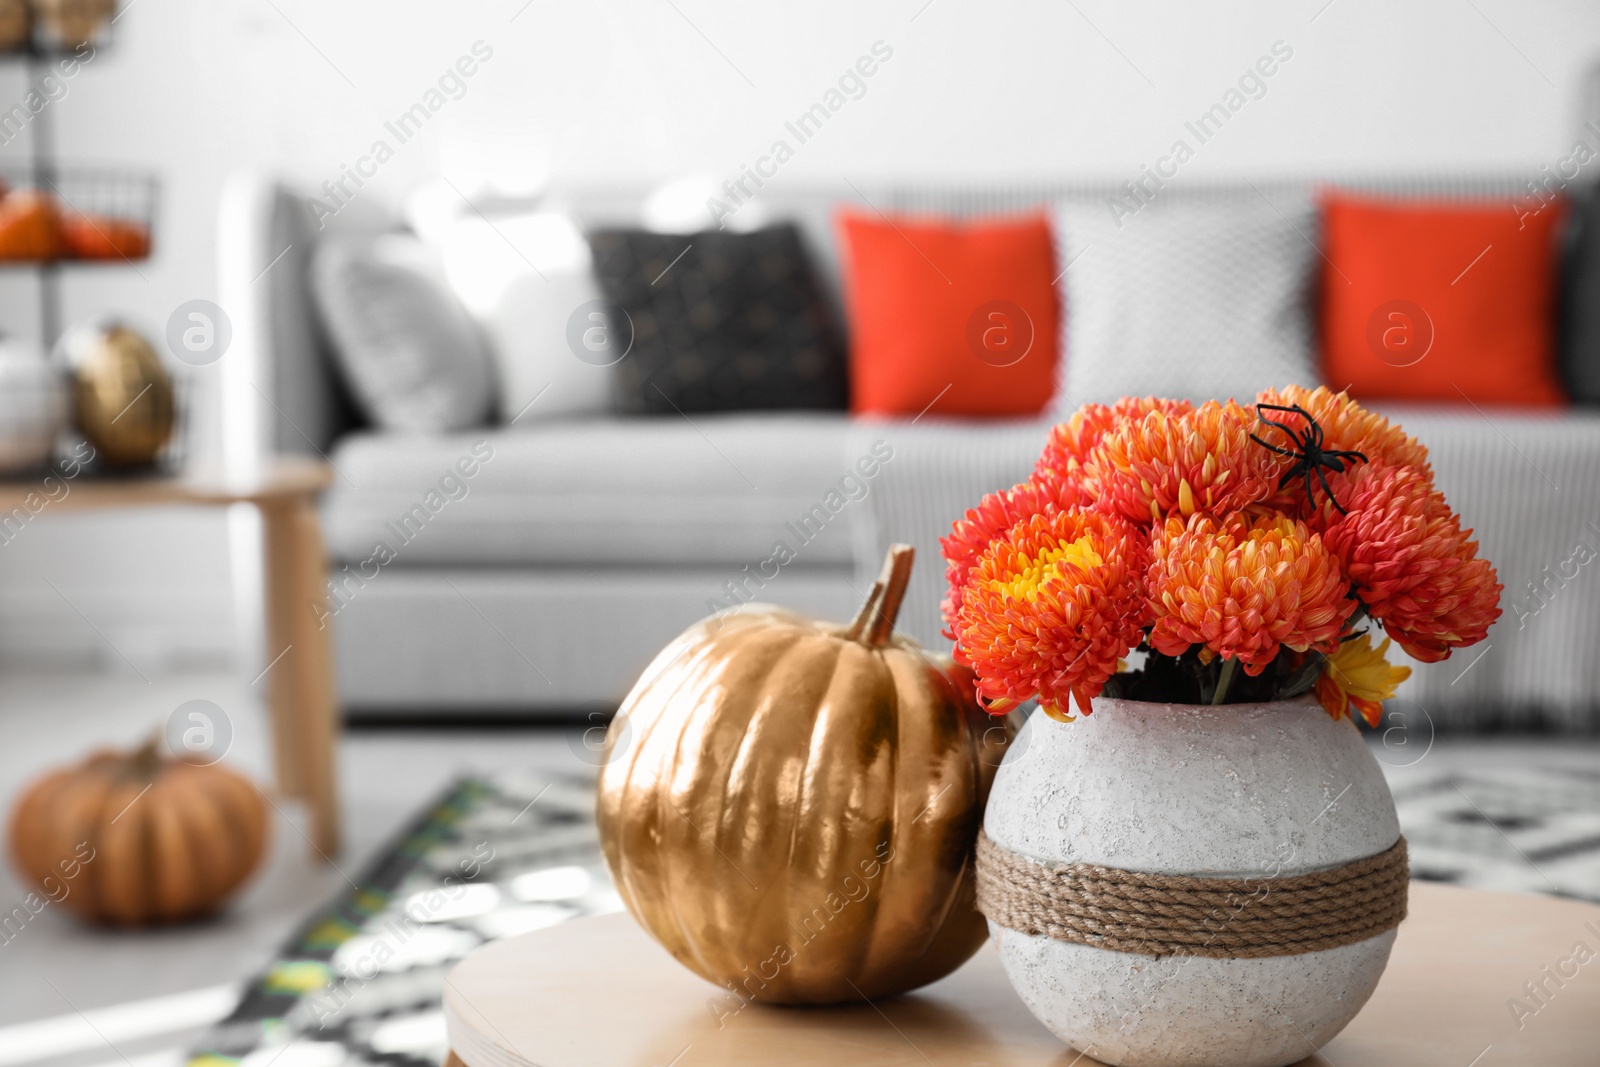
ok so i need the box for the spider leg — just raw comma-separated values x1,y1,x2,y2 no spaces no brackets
1305,409,1325,451
1248,433,1300,458
1255,411,1304,440
1260,403,1317,440
1256,419,1311,459
1315,463,1349,514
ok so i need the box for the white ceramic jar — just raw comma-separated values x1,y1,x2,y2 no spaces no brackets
0,339,66,473
983,695,1401,1067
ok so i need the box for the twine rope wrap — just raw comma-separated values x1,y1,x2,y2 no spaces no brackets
976,831,1408,960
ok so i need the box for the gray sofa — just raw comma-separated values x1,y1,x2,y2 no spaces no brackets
216,174,1600,729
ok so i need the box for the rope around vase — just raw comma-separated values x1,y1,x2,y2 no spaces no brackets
975,831,1408,959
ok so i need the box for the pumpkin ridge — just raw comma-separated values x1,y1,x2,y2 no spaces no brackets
630,627,812,985
604,625,727,935
135,775,160,925
746,630,848,986
854,644,909,988
898,661,985,981
196,763,266,896
662,620,819,991
858,648,985,993
94,771,148,925
7,770,72,903
69,767,120,921
148,777,198,920
785,636,898,993
173,770,233,909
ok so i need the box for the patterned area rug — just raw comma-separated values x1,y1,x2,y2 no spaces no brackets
185,761,1600,1067
1392,763,1600,902
187,774,620,1067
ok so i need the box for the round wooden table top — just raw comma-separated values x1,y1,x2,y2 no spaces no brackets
443,881,1600,1067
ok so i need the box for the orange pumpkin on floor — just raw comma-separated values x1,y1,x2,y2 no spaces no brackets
597,544,1015,1004
6,737,269,926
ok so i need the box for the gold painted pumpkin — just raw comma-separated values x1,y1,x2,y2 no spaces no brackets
598,545,1013,1004
6,737,269,926
35,0,115,49
62,322,175,468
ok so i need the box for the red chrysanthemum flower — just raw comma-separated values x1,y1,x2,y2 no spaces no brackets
1034,396,1194,486
1148,512,1356,675
1318,462,1502,662
1085,400,1290,525
955,509,1147,719
940,476,1088,635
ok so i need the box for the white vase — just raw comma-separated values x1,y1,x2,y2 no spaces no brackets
0,340,67,473
984,695,1400,1067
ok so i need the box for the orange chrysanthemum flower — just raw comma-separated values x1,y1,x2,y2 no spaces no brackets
1318,462,1502,662
940,476,1087,634
955,509,1147,719
1256,385,1432,489
1085,400,1290,526
1034,397,1194,485
1148,512,1355,675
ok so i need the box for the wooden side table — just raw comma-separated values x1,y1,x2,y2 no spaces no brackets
0,459,342,857
443,882,1600,1066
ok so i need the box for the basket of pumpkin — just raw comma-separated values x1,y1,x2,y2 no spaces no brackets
0,168,154,263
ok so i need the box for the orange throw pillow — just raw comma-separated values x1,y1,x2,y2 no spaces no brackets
837,209,1059,417
1320,191,1567,408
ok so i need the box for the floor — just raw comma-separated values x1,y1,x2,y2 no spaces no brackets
1,670,1597,1065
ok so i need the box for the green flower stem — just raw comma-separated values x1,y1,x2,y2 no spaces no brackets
1211,658,1239,705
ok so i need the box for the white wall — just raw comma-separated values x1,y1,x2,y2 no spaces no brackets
0,0,1597,670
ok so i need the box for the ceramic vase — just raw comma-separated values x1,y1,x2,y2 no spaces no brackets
983,695,1400,1067
0,338,67,473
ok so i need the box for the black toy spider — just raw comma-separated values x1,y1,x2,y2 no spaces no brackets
1249,402,1369,514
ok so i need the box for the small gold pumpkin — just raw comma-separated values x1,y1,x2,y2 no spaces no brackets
598,545,1013,1004
64,322,175,468
0,0,32,52
34,0,115,49
6,737,269,926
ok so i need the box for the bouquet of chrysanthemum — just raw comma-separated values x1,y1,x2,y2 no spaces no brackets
942,386,1502,725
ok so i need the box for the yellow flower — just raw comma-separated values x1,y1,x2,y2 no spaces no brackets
1315,633,1411,728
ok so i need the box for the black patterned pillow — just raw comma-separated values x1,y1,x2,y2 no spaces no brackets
587,225,848,414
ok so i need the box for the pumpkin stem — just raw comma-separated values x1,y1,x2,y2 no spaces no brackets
847,544,915,647
844,581,885,642
128,730,165,779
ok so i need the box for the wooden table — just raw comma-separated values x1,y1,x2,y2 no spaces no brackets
442,882,1600,1066
0,459,342,857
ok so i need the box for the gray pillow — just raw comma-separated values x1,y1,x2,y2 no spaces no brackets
312,234,495,432
1050,195,1321,413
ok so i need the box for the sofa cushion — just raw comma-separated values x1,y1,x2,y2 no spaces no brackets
837,209,1060,417
587,225,849,415
311,233,496,432
322,414,881,568
1050,195,1321,413
1320,190,1568,408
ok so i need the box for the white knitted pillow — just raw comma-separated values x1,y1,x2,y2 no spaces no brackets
1050,195,1322,414
313,234,497,432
